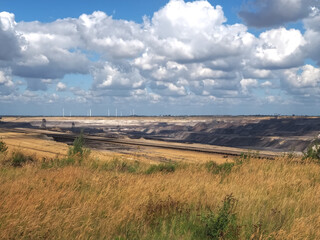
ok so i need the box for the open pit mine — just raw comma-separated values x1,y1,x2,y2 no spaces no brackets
1,116,320,156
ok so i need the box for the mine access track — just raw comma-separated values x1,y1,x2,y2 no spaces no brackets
47,133,282,159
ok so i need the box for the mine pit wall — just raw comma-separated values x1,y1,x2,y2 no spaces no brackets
12,116,320,153
123,117,320,152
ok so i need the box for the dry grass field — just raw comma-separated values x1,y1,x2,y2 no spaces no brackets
0,130,231,164
1,130,320,239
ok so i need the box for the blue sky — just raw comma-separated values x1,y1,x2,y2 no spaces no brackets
1,0,241,23
0,0,319,116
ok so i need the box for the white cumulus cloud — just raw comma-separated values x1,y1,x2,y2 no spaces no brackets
0,0,319,114
56,82,67,91
0,12,23,61
283,64,320,88
253,28,305,69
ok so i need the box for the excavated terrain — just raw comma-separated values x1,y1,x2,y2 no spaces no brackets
1,116,320,152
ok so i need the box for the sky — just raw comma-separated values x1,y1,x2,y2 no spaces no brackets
0,0,320,116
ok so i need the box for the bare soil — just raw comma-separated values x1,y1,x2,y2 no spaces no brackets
1,116,320,153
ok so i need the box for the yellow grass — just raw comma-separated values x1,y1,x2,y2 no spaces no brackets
0,131,68,159
0,130,231,164
0,149,320,239
1,131,320,239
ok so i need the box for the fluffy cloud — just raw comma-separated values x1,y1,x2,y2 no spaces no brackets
56,82,67,91
90,62,146,99
78,11,145,59
0,12,22,61
13,50,90,79
252,28,305,69
240,78,258,94
151,81,187,96
0,69,15,95
239,0,318,28
0,0,319,115
15,20,90,78
278,64,320,105
0,12,90,80
261,81,272,88
282,65,320,88
0,70,13,86
146,0,255,63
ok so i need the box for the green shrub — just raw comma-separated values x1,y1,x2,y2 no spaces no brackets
68,132,90,164
41,132,91,169
69,132,85,156
205,161,235,175
0,140,8,165
201,194,239,239
206,152,255,177
145,162,177,174
0,140,8,153
303,140,320,161
11,151,35,167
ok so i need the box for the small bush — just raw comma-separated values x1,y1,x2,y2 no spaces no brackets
11,151,35,167
303,140,320,161
0,140,8,153
201,194,239,239
69,132,85,156
0,140,8,165
145,162,177,174
68,132,90,164
40,132,91,169
206,161,235,175
206,152,254,177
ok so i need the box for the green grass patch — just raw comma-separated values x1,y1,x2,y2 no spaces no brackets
0,140,8,153
40,156,76,169
205,161,235,175
303,140,320,161
145,162,177,174
99,158,141,173
116,194,240,240
10,151,35,167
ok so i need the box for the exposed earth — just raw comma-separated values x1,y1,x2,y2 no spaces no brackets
1,116,320,153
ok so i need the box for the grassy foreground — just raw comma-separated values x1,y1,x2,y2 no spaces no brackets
1,140,320,239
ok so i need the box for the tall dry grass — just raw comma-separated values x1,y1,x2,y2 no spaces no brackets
1,150,320,239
